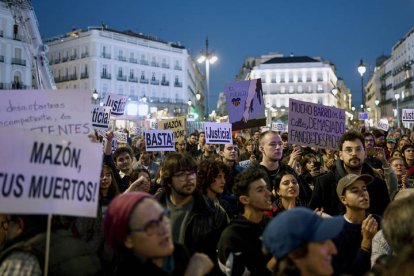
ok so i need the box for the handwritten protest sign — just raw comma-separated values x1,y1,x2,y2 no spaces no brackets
0,128,102,217
103,94,128,116
0,90,92,136
224,79,266,131
271,122,285,132
130,126,142,136
288,99,346,149
114,131,128,144
144,130,175,151
374,119,389,131
91,105,111,132
402,109,414,123
204,122,233,144
158,116,186,142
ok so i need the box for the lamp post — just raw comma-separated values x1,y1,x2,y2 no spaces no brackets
197,37,218,118
395,93,400,129
375,100,380,122
357,59,366,111
92,89,99,104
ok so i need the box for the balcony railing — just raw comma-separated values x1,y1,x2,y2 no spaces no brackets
0,30,3,37
174,82,182,87
81,52,89,58
140,78,149,84
0,55,4,62
70,54,77,60
118,56,127,62
11,58,26,66
140,60,149,65
161,63,170,69
151,79,160,85
61,76,69,82
69,74,77,80
53,58,61,64
62,56,69,62
151,62,159,67
102,53,111,59
129,77,138,82
13,34,23,41
394,77,413,90
117,75,127,81
101,73,112,79
161,80,170,86
80,72,89,79
174,65,182,70
129,58,138,64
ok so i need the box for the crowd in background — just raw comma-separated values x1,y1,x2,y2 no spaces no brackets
1,125,414,275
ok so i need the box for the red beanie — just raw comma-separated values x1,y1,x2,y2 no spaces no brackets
104,191,153,250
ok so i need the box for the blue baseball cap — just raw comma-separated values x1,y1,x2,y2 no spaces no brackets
263,207,344,259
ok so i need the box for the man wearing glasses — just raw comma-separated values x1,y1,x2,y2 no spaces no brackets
309,130,390,216
156,152,228,273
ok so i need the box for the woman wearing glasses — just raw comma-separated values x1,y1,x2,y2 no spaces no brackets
104,192,213,276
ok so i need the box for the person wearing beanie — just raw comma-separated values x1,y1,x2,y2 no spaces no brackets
332,174,381,275
104,192,213,276
262,207,344,276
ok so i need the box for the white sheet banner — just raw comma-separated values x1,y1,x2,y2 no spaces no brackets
144,130,175,151
0,90,92,136
288,99,346,150
103,94,128,116
204,122,233,144
0,128,102,217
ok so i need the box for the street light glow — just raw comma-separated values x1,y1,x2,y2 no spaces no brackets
209,55,218,64
197,55,206,63
358,59,366,77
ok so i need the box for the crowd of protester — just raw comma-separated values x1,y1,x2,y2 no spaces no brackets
1,125,414,275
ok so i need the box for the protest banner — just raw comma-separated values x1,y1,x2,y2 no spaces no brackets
144,130,175,151
271,122,285,132
158,116,186,142
0,128,102,217
204,122,233,144
402,109,414,123
359,112,369,120
103,93,128,116
91,105,111,133
224,79,266,131
0,90,92,136
288,99,346,150
374,119,389,131
114,131,128,144
130,126,142,136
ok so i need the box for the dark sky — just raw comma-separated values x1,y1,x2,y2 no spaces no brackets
32,0,414,110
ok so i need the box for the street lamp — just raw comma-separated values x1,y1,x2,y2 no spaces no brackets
375,100,380,122
188,99,192,106
395,93,400,129
357,59,366,111
197,37,218,117
141,94,147,103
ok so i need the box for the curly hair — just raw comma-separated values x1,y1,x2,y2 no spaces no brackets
113,146,134,162
233,165,269,198
197,159,229,194
338,130,365,151
160,152,197,191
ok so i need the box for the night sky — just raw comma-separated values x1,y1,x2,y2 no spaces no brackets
32,0,414,110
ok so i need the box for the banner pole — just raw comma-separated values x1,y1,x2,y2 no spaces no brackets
44,214,52,276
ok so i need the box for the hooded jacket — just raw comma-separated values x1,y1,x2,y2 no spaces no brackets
309,160,390,216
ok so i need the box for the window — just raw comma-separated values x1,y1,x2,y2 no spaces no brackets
118,68,123,77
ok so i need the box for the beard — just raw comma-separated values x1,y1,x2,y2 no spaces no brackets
344,157,362,170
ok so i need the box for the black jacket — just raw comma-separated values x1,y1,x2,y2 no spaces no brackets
217,216,271,276
309,160,390,216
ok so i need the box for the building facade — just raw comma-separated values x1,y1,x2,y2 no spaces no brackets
367,27,414,128
46,26,204,118
0,0,33,90
236,52,352,124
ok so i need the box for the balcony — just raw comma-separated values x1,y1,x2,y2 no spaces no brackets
118,56,127,62
80,72,89,79
13,34,23,41
69,74,77,81
117,75,127,81
161,80,170,86
140,60,149,65
174,81,182,88
151,79,160,85
394,77,413,90
128,76,138,82
11,58,26,66
0,30,3,37
81,52,89,58
62,56,69,62
61,75,69,82
70,54,77,60
102,53,111,59
54,76,61,83
129,57,138,64
174,65,182,70
0,55,4,62
151,62,159,67
140,78,149,84
101,73,112,79
161,63,170,69
53,58,61,64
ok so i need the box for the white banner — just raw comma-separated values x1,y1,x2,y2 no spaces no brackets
144,130,175,151
0,128,102,217
103,94,128,116
91,106,111,132
402,109,414,122
204,122,233,144
0,90,92,136
374,119,389,131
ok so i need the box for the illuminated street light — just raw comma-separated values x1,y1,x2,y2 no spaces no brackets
357,59,366,111
198,37,218,117
188,99,192,106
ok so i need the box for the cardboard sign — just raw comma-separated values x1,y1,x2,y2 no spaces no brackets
288,99,346,150
158,116,186,142
144,130,175,151
374,119,389,131
91,105,111,132
359,112,369,120
204,122,233,144
103,94,128,116
0,128,102,217
0,90,92,136
402,109,414,122
224,79,266,131
271,122,285,132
